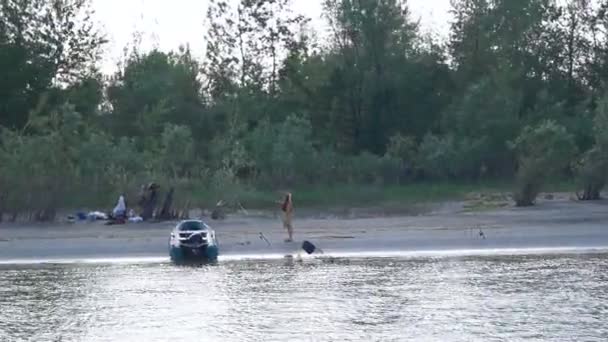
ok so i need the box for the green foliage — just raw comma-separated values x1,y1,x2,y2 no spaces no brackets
0,0,106,129
6,0,608,218
312,148,346,185
1,105,84,218
318,0,449,154
418,134,486,180
1,105,150,219
346,153,402,185
386,134,417,163
576,147,608,200
270,114,316,185
107,48,206,146
160,124,195,178
576,95,608,199
510,120,578,206
244,119,276,180
592,96,608,150
385,133,418,181
443,75,521,176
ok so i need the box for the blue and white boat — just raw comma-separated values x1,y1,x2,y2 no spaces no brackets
169,220,219,263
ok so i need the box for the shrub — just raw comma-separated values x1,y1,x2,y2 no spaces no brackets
577,96,608,200
313,148,344,185
385,133,417,181
576,147,608,200
245,119,276,184
510,120,577,206
160,124,195,178
270,114,316,186
443,76,521,176
347,152,383,184
417,134,486,180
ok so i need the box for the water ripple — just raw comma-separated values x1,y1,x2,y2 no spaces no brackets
0,254,607,341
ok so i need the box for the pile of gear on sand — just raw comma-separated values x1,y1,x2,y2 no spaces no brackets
67,183,183,225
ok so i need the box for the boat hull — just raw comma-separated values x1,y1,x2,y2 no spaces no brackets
169,245,219,263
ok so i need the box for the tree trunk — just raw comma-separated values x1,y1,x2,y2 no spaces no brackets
211,201,226,220
578,185,602,201
515,197,535,207
515,182,538,207
179,200,191,220
158,187,175,221
35,207,56,222
141,185,159,221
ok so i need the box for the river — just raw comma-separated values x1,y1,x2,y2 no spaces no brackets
1,253,607,341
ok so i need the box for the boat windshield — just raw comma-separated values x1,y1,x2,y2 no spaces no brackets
179,221,206,231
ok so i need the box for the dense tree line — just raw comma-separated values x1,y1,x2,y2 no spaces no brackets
2,0,608,220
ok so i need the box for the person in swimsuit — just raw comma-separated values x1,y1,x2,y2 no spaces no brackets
280,192,294,242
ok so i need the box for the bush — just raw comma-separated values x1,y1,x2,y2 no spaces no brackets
417,134,486,180
385,133,417,181
442,76,521,176
244,114,316,187
378,155,403,184
245,119,277,184
312,148,345,185
386,133,417,162
576,147,608,200
0,114,78,220
577,96,608,200
160,124,195,178
271,114,316,185
0,105,170,219
347,152,383,184
510,120,577,206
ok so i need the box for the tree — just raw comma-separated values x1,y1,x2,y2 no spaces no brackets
417,133,486,180
442,73,522,177
577,95,608,200
0,104,86,220
587,1,608,96
385,133,417,180
160,124,195,179
0,0,106,129
203,0,308,145
510,120,577,206
449,0,493,85
270,114,316,185
204,0,239,101
106,48,207,150
321,0,425,154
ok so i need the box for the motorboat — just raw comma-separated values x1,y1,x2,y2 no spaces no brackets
169,220,219,263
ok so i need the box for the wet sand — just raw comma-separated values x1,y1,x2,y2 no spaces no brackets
1,197,608,262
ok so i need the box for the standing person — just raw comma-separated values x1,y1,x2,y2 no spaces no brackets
280,192,294,242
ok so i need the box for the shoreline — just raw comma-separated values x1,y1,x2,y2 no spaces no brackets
2,246,608,266
1,197,608,263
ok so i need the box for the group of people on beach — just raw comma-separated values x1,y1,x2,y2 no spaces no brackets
110,187,297,242
106,183,160,224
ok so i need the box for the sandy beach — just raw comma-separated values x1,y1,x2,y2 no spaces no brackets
1,196,608,262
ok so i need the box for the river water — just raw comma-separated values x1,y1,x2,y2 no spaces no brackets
1,253,607,342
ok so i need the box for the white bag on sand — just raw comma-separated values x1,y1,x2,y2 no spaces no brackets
88,211,108,221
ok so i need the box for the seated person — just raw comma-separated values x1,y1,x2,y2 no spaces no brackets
111,195,127,220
